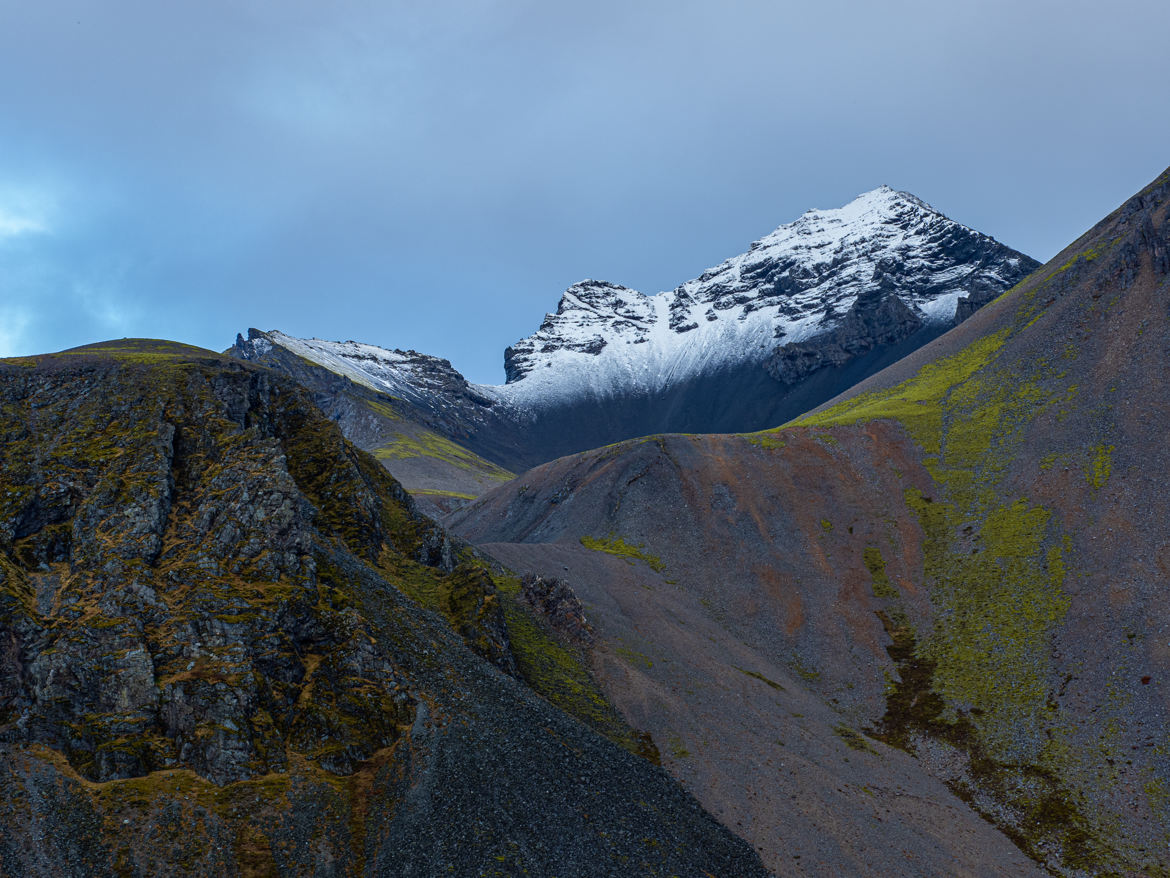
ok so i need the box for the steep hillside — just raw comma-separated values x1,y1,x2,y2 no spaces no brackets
448,165,1170,876
0,340,767,877
449,428,1047,877
233,186,1036,472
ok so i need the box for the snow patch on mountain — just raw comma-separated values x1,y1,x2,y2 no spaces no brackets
240,331,496,422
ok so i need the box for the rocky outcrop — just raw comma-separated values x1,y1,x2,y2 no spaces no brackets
0,346,447,785
504,280,652,383
520,573,595,645
767,275,925,384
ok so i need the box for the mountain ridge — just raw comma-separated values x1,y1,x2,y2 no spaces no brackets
500,185,1033,397
233,185,1037,478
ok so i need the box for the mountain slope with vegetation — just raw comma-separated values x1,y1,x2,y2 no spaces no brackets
449,165,1170,875
0,340,767,877
229,330,515,515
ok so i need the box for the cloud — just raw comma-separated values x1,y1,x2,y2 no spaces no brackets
0,306,31,357
0,209,45,239
0,185,55,240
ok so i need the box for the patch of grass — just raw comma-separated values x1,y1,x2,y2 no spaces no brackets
733,666,784,691
45,339,225,365
411,489,477,500
742,431,786,450
615,645,653,670
579,534,665,573
1086,443,1114,489
863,546,897,598
373,429,513,481
790,655,820,683
794,329,1012,456
905,490,1070,748
361,397,403,421
834,724,878,754
492,576,642,757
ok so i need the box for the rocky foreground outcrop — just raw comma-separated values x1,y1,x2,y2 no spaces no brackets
0,340,767,877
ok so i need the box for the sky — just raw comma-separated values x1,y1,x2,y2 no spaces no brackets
1,0,1169,383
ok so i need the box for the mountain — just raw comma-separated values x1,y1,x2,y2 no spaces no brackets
0,340,768,877
501,186,1032,398
228,330,518,515
446,166,1170,875
232,186,1037,477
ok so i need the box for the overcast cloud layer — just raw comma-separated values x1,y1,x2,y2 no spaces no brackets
1,0,1168,381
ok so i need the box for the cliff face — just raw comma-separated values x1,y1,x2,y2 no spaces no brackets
447,166,1170,877
0,341,767,877
766,283,927,384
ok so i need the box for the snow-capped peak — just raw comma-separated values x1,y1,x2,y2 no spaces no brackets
497,186,1034,406
235,187,1036,425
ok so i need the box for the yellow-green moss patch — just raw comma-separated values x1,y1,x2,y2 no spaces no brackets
863,546,897,598
579,534,665,573
742,431,786,450
1086,443,1114,489
492,575,641,755
733,666,784,691
373,429,513,481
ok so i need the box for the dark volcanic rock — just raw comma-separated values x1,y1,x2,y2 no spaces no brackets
0,340,768,877
767,279,925,384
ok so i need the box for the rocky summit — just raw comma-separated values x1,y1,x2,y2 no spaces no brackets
0,340,768,877
232,186,1037,485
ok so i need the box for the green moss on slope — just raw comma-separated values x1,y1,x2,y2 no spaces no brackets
1086,443,1113,489
492,575,642,755
412,489,477,501
784,279,1129,869
795,328,1012,456
904,490,1069,746
372,429,513,482
862,547,897,598
385,556,640,757
580,534,666,573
